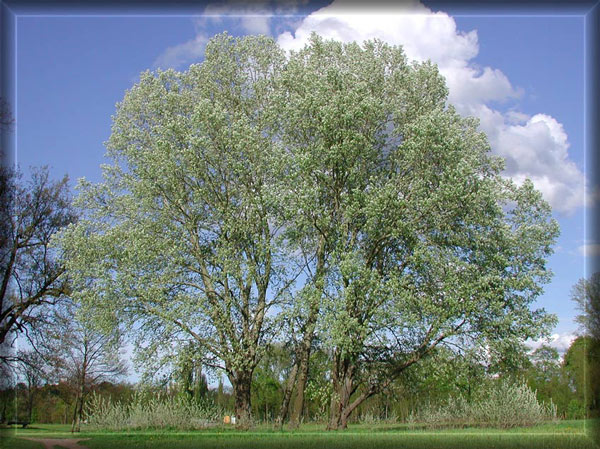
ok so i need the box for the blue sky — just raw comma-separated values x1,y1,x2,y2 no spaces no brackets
12,0,596,356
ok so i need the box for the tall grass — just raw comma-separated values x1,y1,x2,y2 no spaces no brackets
85,391,227,431
408,380,557,429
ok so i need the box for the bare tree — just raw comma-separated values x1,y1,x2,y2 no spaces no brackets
0,97,15,373
16,350,49,423
0,166,77,365
43,300,126,432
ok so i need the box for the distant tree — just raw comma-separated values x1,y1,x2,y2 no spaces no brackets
16,350,49,423
569,274,600,416
42,300,126,432
523,345,572,417
571,272,600,340
174,342,209,401
530,345,560,381
0,167,77,365
251,366,281,422
251,344,293,422
563,336,600,415
215,376,228,409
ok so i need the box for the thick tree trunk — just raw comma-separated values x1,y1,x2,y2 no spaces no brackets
232,371,253,429
327,352,421,430
276,362,298,427
327,352,356,430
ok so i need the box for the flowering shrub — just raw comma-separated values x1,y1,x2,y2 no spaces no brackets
407,380,557,429
85,391,226,430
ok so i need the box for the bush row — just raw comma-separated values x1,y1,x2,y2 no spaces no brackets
85,391,226,430
407,380,557,429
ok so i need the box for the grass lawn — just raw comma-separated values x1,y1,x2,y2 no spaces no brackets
1,420,598,449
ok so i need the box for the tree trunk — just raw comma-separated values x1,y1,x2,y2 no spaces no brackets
327,352,356,430
27,391,35,423
276,362,298,427
288,237,326,429
329,361,400,430
232,371,253,429
72,370,86,432
1,396,7,423
70,392,81,433
288,321,316,429
71,389,85,432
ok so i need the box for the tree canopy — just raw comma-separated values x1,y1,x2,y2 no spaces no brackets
57,32,560,429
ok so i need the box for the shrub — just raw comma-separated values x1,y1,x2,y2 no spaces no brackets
85,391,227,430
566,399,586,420
407,380,557,429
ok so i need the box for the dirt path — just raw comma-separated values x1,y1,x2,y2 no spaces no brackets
22,437,91,449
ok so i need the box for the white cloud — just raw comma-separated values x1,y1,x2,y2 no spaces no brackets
578,244,600,257
153,1,312,70
153,34,209,70
443,65,522,108
527,333,577,354
476,108,588,214
204,1,273,35
277,1,479,65
275,0,588,215
153,1,275,69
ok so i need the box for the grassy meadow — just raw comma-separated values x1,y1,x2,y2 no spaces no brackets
1,420,598,449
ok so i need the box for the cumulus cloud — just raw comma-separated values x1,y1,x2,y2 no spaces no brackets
153,1,274,69
466,105,588,213
527,333,577,354
277,1,479,65
275,0,588,215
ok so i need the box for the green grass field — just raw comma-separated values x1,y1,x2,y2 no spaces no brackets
1,420,598,449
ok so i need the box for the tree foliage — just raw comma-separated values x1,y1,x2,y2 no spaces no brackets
58,33,559,429
571,272,600,340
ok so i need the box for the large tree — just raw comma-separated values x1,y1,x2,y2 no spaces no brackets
58,33,559,430
58,33,294,428
275,35,559,429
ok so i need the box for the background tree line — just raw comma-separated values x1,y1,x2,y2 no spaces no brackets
0,333,597,426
